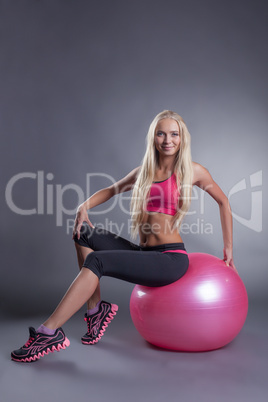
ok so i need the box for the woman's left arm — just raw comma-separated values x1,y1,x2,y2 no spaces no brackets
192,162,238,273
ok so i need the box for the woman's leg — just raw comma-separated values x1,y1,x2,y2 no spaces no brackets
11,225,143,362
74,242,100,309
73,222,140,311
11,243,188,362
74,242,118,345
82,248,189,287
71,223,142,345
43,268,99,329
42,247,188,330
11,268,100,363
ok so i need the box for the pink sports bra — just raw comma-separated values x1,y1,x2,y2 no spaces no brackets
146,173,180,216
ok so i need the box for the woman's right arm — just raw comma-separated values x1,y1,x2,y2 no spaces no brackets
72,166,141,239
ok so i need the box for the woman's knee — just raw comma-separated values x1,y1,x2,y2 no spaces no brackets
83,252,102,279
79,222,94,237
73,222,95,248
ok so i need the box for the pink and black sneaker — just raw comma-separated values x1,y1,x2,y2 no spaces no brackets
82,300,118,345
11,327,70,363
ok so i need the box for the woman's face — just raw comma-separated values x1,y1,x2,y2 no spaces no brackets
154,118,181,156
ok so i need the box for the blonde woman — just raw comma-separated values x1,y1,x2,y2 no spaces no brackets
11,110,236,362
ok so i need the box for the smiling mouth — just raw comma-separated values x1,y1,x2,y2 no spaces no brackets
162,146,174,150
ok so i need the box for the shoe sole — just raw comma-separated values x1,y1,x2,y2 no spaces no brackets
11,338,70,363
82,303,118,345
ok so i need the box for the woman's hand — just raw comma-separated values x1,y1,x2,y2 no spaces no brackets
72,204,95,240
223,247,239,274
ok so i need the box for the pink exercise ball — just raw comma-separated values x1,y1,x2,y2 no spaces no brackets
130,253,248,352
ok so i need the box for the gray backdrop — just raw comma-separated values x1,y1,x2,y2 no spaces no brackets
1,0,267,317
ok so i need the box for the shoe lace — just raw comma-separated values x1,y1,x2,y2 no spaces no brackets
84,316,91,333
25,336,35,347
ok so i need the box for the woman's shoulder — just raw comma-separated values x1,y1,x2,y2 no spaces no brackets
192,161,211,185
109,166,142,194
192,161,203,172
131,165,142,178
192,161,210,172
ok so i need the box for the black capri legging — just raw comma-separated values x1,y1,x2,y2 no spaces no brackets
73,223,189,287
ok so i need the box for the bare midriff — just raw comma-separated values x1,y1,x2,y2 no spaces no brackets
138,211,183,247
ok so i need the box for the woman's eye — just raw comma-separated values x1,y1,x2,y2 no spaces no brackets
157,132,163,136
172,133,178,136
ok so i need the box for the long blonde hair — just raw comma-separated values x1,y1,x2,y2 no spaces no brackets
130,110,193,240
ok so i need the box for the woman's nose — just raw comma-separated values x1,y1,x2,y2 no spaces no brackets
163,135,172,144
